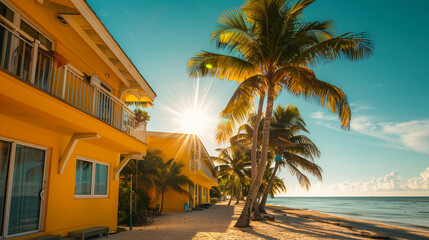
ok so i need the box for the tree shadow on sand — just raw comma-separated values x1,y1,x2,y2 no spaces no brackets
263,205,429,240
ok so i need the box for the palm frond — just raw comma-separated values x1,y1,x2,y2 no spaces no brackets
216,75,265,143
279,66,351,129
188,52,257,81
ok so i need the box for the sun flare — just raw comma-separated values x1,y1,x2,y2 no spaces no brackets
179,107,209,135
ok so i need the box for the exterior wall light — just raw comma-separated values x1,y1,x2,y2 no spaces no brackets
57,16,67,24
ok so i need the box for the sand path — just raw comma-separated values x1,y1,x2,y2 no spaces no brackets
105,201,429,240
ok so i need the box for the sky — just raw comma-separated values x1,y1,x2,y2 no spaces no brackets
87,0,429,197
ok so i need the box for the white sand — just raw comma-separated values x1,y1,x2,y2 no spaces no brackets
105,201,429,240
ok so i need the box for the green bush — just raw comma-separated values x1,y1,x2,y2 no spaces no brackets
118,179,152,225
210,186,222,199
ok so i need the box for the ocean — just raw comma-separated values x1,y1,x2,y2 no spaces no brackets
267,197,429,231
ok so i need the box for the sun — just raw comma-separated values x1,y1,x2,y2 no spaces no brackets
179,107,209,135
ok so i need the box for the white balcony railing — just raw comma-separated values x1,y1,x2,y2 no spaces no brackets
200,162,218,183
190,157,217,183
0,21,146,142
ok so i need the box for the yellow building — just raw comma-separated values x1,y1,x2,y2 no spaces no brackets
146,132,218,212
0,0,155,239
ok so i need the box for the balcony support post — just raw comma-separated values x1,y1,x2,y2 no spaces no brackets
29,39,40,84
120,105,124,132
61,64,68,99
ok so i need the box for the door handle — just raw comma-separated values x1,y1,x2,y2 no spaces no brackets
40,189,45,201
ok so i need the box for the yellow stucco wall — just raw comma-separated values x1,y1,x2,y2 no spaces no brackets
146,133,216,212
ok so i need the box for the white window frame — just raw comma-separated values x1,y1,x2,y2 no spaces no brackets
74,156,109,199
0,0,55,50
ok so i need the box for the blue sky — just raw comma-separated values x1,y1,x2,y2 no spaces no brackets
88,0,429,196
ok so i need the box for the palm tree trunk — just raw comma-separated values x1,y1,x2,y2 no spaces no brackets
259,161,280,213
253,191,263,220
251,94,265,184
235,185,240,205
235,86,275,227
227,176,235,206
160,192,165,214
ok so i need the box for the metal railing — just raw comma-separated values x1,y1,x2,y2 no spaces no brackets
199,162,218,183
190,155,217,183
0,21,146,142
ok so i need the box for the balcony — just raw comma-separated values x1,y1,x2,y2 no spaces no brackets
0,21,146,142
190,158,218,185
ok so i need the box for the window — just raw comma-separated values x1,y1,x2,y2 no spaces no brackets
75,158,109,198
0,0,53,50
20,20,52,49
0,1,14,23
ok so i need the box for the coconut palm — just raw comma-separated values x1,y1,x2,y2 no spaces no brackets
153,159,193,214
214,146,251,205
258,165,287,204
216,80,266,187
259,105,321,212
120,149,164,191
188,0,373,227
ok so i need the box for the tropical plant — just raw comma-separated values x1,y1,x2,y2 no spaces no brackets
259,105,321,212
118,149,164,224
257,165,286,204
188,0,373,227
153,159,193,214
210,186,222,199
214,146,251,205
134,108,150,122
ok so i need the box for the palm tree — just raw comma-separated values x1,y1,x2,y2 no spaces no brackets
120,149,164,199
188,0,373,227
214,146,251,205
258,165,287,205
153,159,193,214
259,105,321,212
216,80,266,188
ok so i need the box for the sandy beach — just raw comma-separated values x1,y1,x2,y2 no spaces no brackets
105,201,429,240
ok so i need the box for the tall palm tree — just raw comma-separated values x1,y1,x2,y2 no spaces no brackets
258,165,287,204
188,0,373,227
259,105,321,212
214,146,251,205
153,159,193,214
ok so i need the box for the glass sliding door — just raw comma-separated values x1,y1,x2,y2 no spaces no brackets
0,138,47,238
8,144,45,235
0,140,11,237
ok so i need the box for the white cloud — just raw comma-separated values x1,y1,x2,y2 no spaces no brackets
284,167,429,196
350,103,375,112
380,120,429,154
311,111,337,121
311,109,429,155
408,167,429,190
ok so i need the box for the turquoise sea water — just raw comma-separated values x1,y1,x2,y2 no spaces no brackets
267,197,429,231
